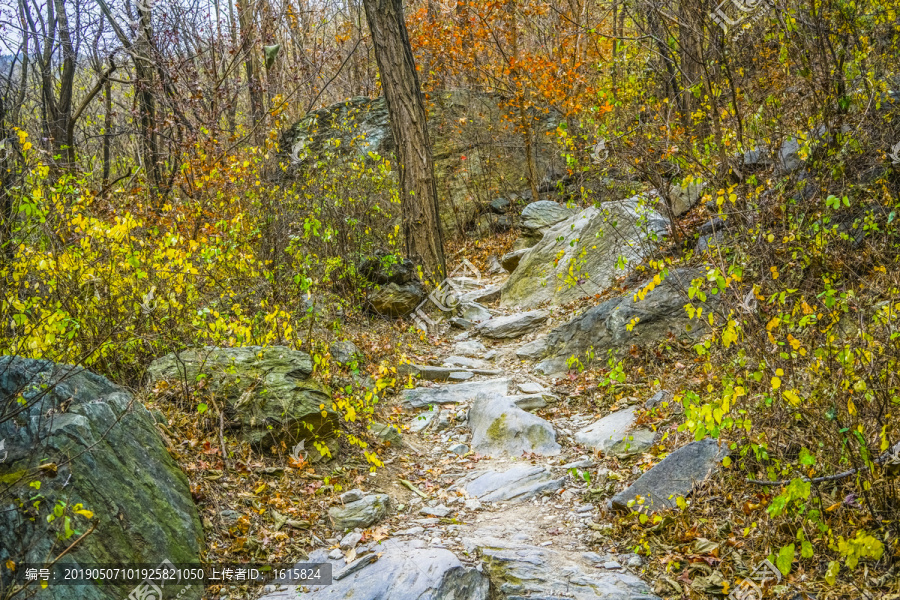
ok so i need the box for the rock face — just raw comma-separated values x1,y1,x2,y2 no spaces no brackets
520,268,708,375
262,539,490,600
500,248,529,272
574,409,655,457
281,90,564,233
475,310,549,339
610,439,726,512
148,346,338,458
467,394,560,457
402,378,508,408
328,492,391,530
0,357,203,600
454,465,565,502
501,196,669,308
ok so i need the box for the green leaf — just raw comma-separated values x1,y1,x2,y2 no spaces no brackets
799,447,816,466
825,560,840,585
197,403,208,414
775,544,795,576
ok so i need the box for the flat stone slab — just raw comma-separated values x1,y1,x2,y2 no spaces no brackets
574,408,654,457
328,494,390,531
468,394,560,457
443,355,489,370
402,379,509,408
476,310,550,339
453,340,487,357
461,284,502,305
454,464,564,502
463,534,659,600
261,539,489,600
610,438,726,512
408,406,440,432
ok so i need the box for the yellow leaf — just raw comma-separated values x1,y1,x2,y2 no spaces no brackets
771,376,781,390
783,389,801,406
848,399,857,416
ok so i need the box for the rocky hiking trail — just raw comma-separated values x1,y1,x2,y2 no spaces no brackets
260,245,726,600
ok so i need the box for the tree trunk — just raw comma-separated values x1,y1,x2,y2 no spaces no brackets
237,0,264,139
362,0,446,280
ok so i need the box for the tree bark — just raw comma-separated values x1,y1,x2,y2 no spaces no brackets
361,0,446,280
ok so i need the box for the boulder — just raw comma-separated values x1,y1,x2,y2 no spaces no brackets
475,310,549,339
489,197,511,214
281,90,564,234
0,357,203,600
367,282,426,318
609,439,726,512
261,539,489,600
467,394,560,457
358,253,419,286
454,465,565,502
668,181,705,217
500,248,529,273
453,340,487,357
329,493,391,531
574,409,655,457
501,196,669,308
331,340,363,366
402,378,508,409
147,346,338,458
461,284,502,305
459,301,492,323
525,268,709,375
521,201,577,237
369,422,402,445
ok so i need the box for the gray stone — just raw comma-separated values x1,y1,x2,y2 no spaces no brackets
340,531,363,549
604,561,623,570
368,282,426,318
668,181,705,217
331,340,363,365
408,406,440,432
328,548,344,560
148,346,337,457
398,363,458,382
696,231,726,252
454,465,565,502
466,535,659,600
501,196,669,309
610,438,726,512
516,337,550,360
370,422,402,445
521,200,577,236
395,526,426,536
448,443,469,455
450,317,475,329
443,355,488,369
645,390,671,409
517,381,545,394
341,489,366,503
0,357,204,600
262,539,489,600
699,218,726,236
461,284,503,305
490,197,511,214
449,371,474,381
476,310,549,339
459,301,492,323
777,137,803,173
468,395,560,457
529,268,710,375
500,248,529,273
419,505,451,517
574,409,655,457
402,378,508,408
329,494,391,531
464,498,483,511
510,394,547,411
453,340,487,357
626,555,643,568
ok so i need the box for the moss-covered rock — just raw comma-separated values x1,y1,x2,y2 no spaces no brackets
0,356,203,600
147,346,339,459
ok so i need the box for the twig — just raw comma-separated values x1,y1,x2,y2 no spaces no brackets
398,478,428,499
749,443,900,486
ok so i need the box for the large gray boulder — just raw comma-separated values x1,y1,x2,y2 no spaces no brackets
610,439,726,512
501,196,669,308
520,268,709,375
282,90,564,234
261,539,490,600
367,282,426,318
468,395,560,457
0,357,203,600
147,346,338,459
518,200,578,246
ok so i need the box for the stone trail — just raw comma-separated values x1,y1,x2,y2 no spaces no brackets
261,199,725,599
